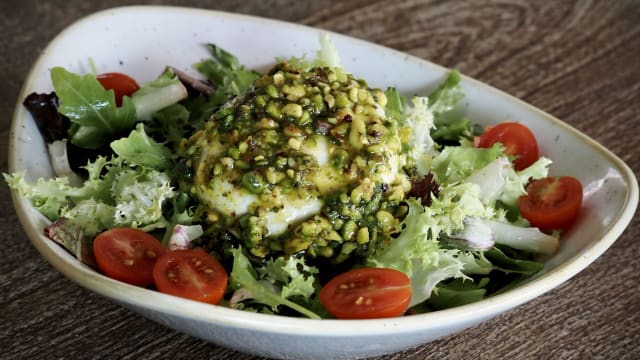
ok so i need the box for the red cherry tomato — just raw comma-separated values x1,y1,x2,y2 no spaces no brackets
153,249,228,305
319,267,412,319
476,122,539,170
96,72,140,107
519,176,583,232
93,228,165,286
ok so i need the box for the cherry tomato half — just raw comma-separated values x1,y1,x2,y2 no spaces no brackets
93,228,165,286
519,176,583,232
96,72,140,107
319,267,412,319
153,249,228,305
476,122,539,170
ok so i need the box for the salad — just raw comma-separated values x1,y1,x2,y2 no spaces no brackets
5,35,583,320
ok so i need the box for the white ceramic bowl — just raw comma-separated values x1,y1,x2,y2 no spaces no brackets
8,6,638,360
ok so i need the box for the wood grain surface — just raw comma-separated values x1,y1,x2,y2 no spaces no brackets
1,1,639,359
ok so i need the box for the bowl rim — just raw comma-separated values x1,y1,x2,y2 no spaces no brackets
8,4,640,336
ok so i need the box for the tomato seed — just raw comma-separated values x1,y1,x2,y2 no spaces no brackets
365,298,373,306
354,296,364,305
123,259,134,266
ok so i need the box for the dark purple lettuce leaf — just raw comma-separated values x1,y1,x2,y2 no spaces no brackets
22,92,70,143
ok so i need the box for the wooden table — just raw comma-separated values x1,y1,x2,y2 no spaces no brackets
2,1,639,359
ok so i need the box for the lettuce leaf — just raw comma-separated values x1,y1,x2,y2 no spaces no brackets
228,248,321,319
110,123,172,171
428,70,465,117
427,70,471,143
51,67,188,149
44,217,96,267
384,87,407,123
257,255,319,300
431,143,505,184
130,68,189,121
281,34,342,70
404,96,436,176
51,67,137,149
426,277,489,310
368,198,492,307
6,131,178,238
484,246,544,275
195,44,260,96
313,34,342,68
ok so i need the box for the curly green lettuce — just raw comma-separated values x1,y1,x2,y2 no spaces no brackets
228,248,321,319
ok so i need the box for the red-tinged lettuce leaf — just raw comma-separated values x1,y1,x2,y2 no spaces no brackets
45,217,96,268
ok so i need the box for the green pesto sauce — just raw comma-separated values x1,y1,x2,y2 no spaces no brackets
184,62,412,263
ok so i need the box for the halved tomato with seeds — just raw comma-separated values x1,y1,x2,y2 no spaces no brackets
519,176,583,232
319,267,412,319
152,249,228,304
93,228,165,286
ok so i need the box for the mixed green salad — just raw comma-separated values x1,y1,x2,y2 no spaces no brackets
5,35,583,320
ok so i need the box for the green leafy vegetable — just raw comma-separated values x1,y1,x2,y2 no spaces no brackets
51,67,188,149
281,34,342,70
130,68,189,121
146,103,192,151
195,44,260,96
51,67,137,149
110,123,172,171
368,198,492,307
485,246,544,275
431,143,505,184
426,277,489,310
257,255,319,300
465,155,551,208
314,34,341,68
404,96,436,176
229,248,321,319
484,219,559,255
147,89,228,152
6,135,178,238
426,70,471,143
428,70,464,116
384,87,407,123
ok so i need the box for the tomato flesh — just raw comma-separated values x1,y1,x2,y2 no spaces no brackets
476,122,539,170
319,267,412,319
519,176,583,231
96,72,140,107
153,249,228,305
93,228,165,286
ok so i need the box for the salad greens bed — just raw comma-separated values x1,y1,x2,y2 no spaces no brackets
5,35,560,319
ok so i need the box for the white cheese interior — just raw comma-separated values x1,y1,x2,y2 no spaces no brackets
265,197,323,236
204,177,324,238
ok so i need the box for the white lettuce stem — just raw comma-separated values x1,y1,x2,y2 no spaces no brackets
452,216,559,255
482,217,559,255
133,81,188,121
